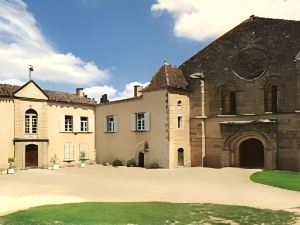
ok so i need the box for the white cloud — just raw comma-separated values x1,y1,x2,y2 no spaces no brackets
0,0,110,85
0,78,24,86
151,0,300,41
84,81,149,102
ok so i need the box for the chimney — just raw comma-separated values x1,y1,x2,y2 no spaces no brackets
100,94,109,103
76,88,84,97
134,85,143,97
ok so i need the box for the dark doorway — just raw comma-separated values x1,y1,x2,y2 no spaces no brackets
239,139,264,168
178,148,184,166
25,144,38,168
138,152,144,168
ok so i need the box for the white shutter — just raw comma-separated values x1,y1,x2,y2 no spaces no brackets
103,116,108,133
80,143,89,159
74,115,80,132
131,114,136,131
70,143,74,160
114,115,118,132
88,116,95,133
144,112,150,131
64,143,70,160
60,115,65,132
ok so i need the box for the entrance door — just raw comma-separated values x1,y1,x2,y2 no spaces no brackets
138,152,144,168
178,148,184,166
25,144,38,168
239,138,264,168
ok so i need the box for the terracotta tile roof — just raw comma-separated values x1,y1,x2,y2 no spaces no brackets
143,63,188,92
0,83,96,105
179,16,300,82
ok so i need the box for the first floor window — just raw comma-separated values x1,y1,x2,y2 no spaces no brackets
80,117,88,132
108,116,115,132
25,109,38,134
104,115,118,133
136,113,145,131
64,143,74,160
65,115,73,132
131,112,150,132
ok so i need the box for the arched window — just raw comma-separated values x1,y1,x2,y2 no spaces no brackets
177,100,182,107
264,81,279,113
221,86,236,115
25,109,38,134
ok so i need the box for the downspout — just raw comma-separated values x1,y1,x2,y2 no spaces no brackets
190,72,206,167
200,79,206,166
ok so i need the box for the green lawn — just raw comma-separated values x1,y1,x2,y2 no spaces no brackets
0,202,297,225
251,170,300,191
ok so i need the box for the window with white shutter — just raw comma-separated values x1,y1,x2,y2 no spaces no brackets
64,143,74,161
132,112,150,132
104,115,118,133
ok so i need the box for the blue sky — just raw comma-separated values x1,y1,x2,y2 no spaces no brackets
23,0,202,98
0,0,298,101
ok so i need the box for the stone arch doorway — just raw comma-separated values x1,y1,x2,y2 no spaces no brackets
25,144,38,168
178,148,184,166
239,138,264,168
138,152,144,168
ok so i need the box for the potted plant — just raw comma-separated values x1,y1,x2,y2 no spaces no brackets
79,151,87,168
7,157,15,174
50,155,59,170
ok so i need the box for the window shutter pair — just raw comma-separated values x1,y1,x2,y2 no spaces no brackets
64,143,74,160
79,143,89,159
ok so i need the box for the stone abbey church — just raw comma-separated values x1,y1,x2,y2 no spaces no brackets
0,16,300,171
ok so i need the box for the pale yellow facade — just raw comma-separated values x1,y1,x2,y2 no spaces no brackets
0,81,96,170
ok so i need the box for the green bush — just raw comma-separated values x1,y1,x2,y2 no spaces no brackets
127,159,136,167
112,160,123,167
150,163,159,169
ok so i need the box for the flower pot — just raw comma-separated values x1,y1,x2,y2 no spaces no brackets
80,163,86,168
1,169,7,175
53,164,59,170
7,168,14,174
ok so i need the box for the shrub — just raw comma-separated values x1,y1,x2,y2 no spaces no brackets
150,163,159,169
127,159,136,167
112,159,123,167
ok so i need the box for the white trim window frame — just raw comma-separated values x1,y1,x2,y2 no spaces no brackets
177,115,183,129
80,117,88,132
65,115,73,132
25,112,38,134
136,113,145,131
107,116,115,133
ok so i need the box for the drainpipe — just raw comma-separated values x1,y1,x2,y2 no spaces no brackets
190,73,206,166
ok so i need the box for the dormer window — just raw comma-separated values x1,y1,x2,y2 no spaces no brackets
25,109,38,134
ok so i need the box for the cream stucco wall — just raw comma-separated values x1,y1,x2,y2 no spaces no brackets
0,99,14,168
95,90,170,168
47,102,95,167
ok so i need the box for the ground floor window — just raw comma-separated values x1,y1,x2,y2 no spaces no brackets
64,143,74,161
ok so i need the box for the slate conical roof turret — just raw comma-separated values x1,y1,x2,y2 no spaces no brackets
143,61,188,92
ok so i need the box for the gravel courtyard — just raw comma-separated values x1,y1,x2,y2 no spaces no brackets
1,165,300,216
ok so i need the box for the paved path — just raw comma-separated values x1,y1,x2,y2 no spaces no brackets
0,166,300,217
